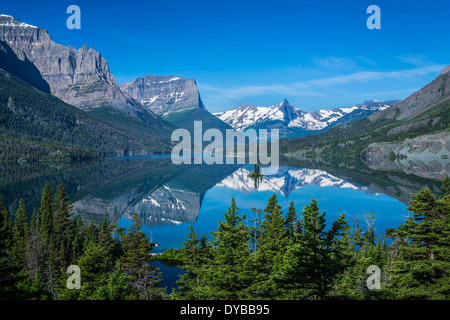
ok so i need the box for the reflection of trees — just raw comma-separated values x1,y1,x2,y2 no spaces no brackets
0,158,242,226
247,164,263,189
0,158,179,220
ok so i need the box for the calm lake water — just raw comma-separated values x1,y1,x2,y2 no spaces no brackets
118,165,412,253
0,156,444,292
0,156,444,253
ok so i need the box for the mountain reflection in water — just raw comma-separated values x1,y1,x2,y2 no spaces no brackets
0,157,445,252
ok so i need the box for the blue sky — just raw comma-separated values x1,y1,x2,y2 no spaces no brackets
2,0,450,112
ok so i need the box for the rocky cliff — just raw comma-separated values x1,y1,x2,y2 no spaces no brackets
120,74,206,116
0,14,151,118
363,132,450,180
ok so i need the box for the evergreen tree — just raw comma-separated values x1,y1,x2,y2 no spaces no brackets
249,207,263,253
390,187,450,299
277,198,351,299
284,201,297,243
49,184,74,273
0,197,22,298
38,182,53,244
174,225,202,299
71,219,84,262
121,213,163,300
72,242,111,300
25,209,47,283
29,268,51,300
258,194,289,278
103,261,137,300
12,200,28,270
98,216,116,267
82,221,98,251
198,233,211,265
207,198,255,299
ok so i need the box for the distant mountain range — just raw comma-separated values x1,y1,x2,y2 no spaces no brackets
214,99,399,138
280,65,450,167
0,13,448,163
0,14,230,160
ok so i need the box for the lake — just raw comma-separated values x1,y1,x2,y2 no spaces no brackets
0,156,444,253
0,156,444,292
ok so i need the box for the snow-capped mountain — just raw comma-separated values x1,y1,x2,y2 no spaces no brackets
120,74,231,133
214,99,399,138
217,166,376,198
120,74,206,116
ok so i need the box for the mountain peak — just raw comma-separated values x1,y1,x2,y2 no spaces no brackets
120,74,206,115
440,65,450,75
237,103,256,111
216,99,398,136
0,14,38,28
278,98,291,107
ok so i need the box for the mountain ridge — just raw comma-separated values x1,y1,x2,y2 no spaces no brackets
121,73,232,133
279,66,450,161
0,68,173,161
215,98,399,138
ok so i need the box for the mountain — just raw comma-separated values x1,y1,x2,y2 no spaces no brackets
214,99,304,131
121,74,231,133
215,98,398,138
280,66,450,164
281,155,445,204
217,166,375,198
0,14,175,140
70,162,241,227
0,39,50,93
0,15,134,112
0,69,173,161
120,74,206,115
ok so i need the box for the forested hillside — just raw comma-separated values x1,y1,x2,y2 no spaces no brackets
0,70,173,162
280,67,450,159
1,178,449,300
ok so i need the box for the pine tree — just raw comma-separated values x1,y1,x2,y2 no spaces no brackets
29,268,51,300
82,221,98,251
25,209,47,283
38,182,53,244
49,184,74,273
258,194,289,274
104,261,137,300
12,200,28,270
175,225,201,299
284,201,297,242
75,242,111,300
121,213,162,300
390,186,450,299
198,233,211,265
207,198,255,299
98,216,115,267
0,196,22,298
71,219,84,262
277,197,351,299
